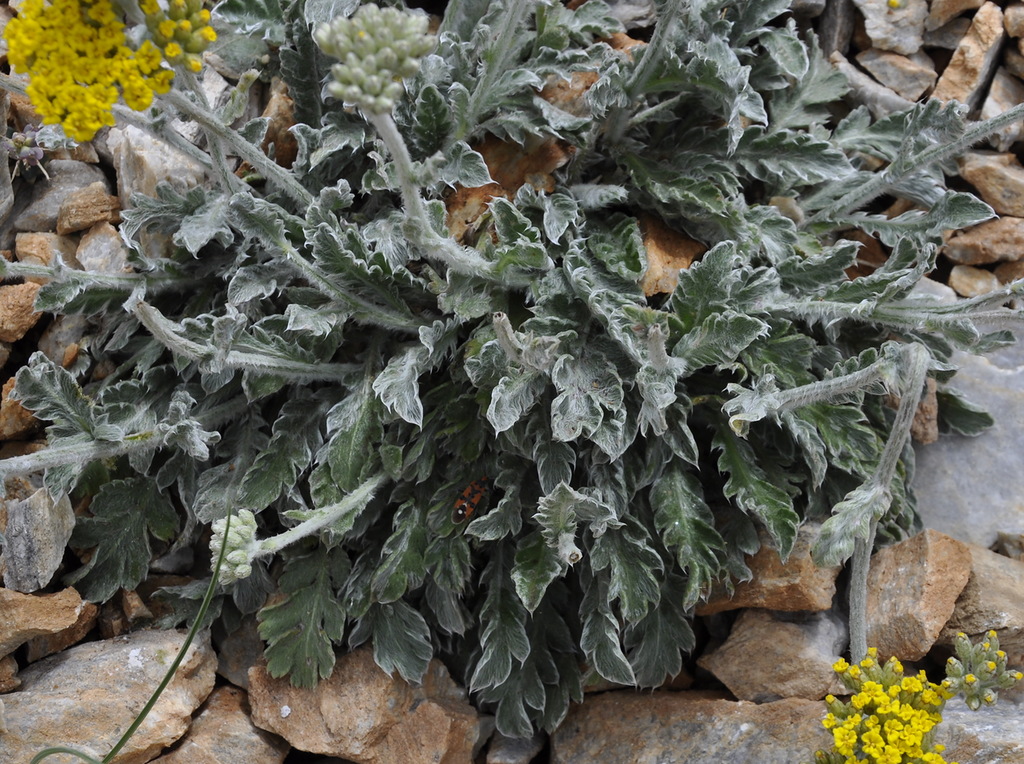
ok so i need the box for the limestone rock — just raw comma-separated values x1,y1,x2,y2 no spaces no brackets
852,0,928,55
855,49,937,100
216,615,264,690
0,377,40,440
958,151,1024,217
915,340,1024,547
818,0,856,56
698,609,847,702
639,214,704,296
23,600,98,663
865,529,972,661
928,0,985,30
937,697,1024,761
14,232,80,284
153,685,289,764
0,653,19,692
0,282,42,343
55,181,121,235
1005,3,1024,37
2,488,74,592
550,691,832,764
949,264,1001,296
0,629,216,764
938,544,1024,666
995,259,1024,283
76,221,132,274
830,52,914,118
0,587,88,657
932,2,1006,109
944,216,1024,265
38,314,90,369
249,647,486,763
696,522,840,615
924,17,973,48
486,732,546,764
106,125,207,206
981,68,1024,151
11,160,110,233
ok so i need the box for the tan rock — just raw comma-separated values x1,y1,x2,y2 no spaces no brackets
696,522,840,615
0,629,216,764
23,600,98,663
1005,3,1024,37
698,609,847,702
153,685,289,764
949,264,1001,296
55,181,121,235
639,214,704,296
0,587,88,658
1007,47,1024,79
944,216,1024,265
550,691,831,764
855,49,937,100
76,221,132,274
911,376,939,444
14,232,80,284
0,654,20,693
994,259,1024,283
982,69,1024,151
939,543,1024,666
0,282,42,343
958,151,1024,217
933,2,1006,109
487,732,545,764
249,647,486,763
0,377,40,441
928,0,985,30
865,529,972,661
852,0,928,55
260,78,298,171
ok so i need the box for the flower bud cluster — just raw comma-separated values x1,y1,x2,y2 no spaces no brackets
942,631,1024,711
815,648,954,764
140,0,217,74
314,4,435,114
210,509,260,585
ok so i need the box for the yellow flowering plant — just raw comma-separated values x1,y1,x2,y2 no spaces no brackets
815,635,1023,764
2,0,213,141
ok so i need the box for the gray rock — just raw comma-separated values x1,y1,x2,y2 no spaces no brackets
10,160,110,233
487,732,546,764
106,125,206,206
0,629,216,763
928,0,986,30
852,0,928,55
914,338,1024,547
933,2,1006,110
75,221,131,275
949,264,1002,296
791,0,826,18
938,697,1024,761
982,68,1024,151
818,0,856,55
923,17,973,48
855,48,937,100
830,52,915,118
1,489,74,593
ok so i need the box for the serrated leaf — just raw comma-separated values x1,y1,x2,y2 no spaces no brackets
936,388,994,436
371,508,427,603
713,423,799,559
373,344,428,426
672,311,770,373
363,600,433,683
624,574,695,687
587,214,646,281
259,546,349,687
812,482,891,566
321,379,383,492
650,464,725,607
65,477,179,602
580,572,635,685
14,353,120,442
589,516,662,623
471,551,531,690
512,530,565,612
412,84,454,156
439,140,493,187
487,366,547,433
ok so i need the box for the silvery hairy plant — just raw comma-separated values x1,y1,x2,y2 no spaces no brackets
3,0,1024,736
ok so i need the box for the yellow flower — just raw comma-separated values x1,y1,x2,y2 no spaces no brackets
3,0,175,141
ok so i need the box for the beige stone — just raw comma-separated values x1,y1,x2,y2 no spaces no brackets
944,216,1024,265
249,647,486,763
1007,47,1024,79
23,600,98,663
928,0,985,30
911,376,939,445
0,587,88,658
981,69,1024,151
0,377,39,441
865,529,972,661
939,544,1024,666
55,181,121,235
853,0,928,55
0,654,20,693
550,691,832,764
698,609,847,702
14,232,79,284
0,282,42,343
0,629,216,764
949,264,1001,296
1005,3,1024,37
933,2,1006,108
958,151,1024,217
855,49,937,100
639,214,704,297
153,686,289,764
696,522,840,615
994,259,1024,283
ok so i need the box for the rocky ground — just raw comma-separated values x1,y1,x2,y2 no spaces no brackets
3,0,1024,762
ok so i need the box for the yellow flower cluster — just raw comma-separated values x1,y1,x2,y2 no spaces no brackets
3,0,175,141
141,0,217,74
816,649,956,764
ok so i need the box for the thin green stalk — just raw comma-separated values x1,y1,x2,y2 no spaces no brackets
158,89,313,208
847,530,875,663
